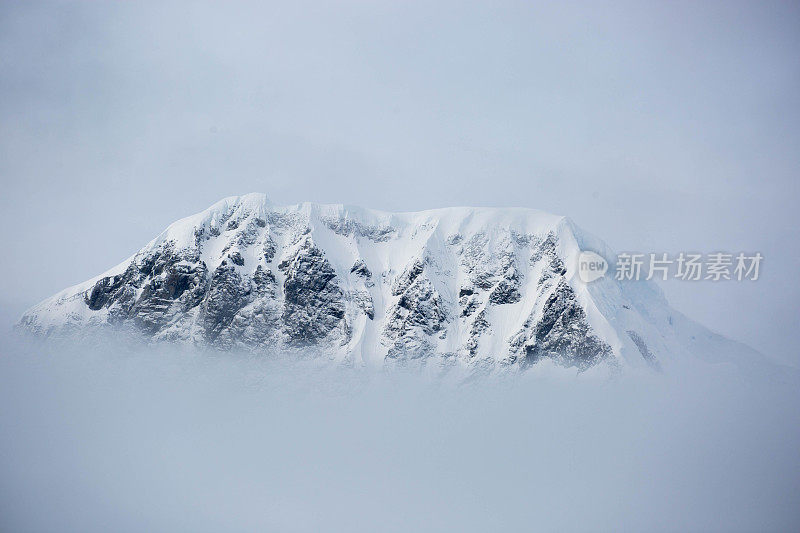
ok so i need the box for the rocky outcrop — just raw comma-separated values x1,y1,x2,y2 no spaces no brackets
384,259,449,359
200,261,249,344
279,239,347,345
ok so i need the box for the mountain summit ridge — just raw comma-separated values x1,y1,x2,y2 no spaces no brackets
19,193,757,373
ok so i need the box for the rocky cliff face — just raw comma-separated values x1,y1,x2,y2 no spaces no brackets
18,193,748,373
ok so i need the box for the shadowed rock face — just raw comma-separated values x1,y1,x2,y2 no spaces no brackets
83,244,210,332
279,241,347,345
506,235,612,369
78,238,352,349
350,259,372,280
384,260,449,359
522,279,611,369
201,262,248,343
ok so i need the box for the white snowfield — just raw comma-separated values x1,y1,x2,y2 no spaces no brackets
19,193,762,373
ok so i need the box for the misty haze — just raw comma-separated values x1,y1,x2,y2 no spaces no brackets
1,2,799,532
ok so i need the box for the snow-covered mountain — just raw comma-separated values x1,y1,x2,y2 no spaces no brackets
18,193,759,373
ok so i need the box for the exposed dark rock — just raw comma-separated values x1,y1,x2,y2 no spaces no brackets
200,263,249,343
488,279,521,305
391,259,425,296
473,272,495,290
446,233,463,246
460,296,479,317
350,259,372,279
228,251,245,266
383,257,449,360
321,215,396,242
279,240,346,345
518,280,611,369
465,310,490,357
350,290,375,320
251,265,277,297
263,235,277,263
84,244,207,320
82,242,210,335
531,233,568,286
385,276,447,339
385,337,435,360
85,275,125,310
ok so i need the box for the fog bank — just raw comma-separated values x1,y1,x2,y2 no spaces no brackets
0,337,798,532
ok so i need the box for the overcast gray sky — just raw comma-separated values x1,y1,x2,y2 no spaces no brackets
1,0,798,364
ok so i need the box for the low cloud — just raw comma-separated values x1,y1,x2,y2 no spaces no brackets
0,337,798,532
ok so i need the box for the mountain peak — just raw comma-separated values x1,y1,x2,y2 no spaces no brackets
18,194,759,374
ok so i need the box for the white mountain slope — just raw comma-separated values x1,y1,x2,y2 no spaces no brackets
18,193,761,373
